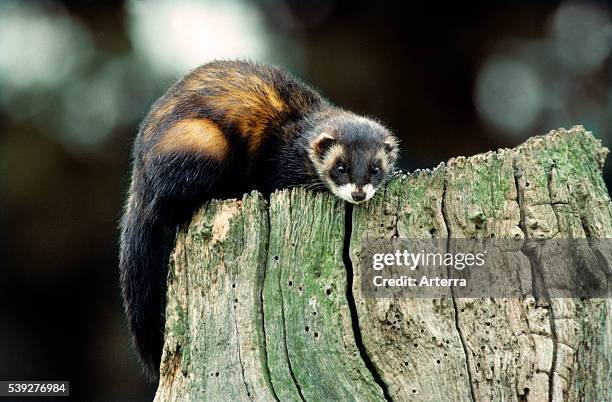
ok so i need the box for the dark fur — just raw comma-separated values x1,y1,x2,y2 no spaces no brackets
119,60,396,380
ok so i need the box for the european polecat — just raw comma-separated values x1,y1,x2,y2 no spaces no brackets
119,60,399,380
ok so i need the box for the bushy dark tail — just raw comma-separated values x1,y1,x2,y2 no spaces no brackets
119,197,174,381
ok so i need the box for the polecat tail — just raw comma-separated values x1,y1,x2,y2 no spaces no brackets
119,197,173,381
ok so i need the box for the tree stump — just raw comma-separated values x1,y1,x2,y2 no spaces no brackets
154,126,612,401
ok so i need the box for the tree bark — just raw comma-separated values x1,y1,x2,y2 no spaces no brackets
154,126,612,402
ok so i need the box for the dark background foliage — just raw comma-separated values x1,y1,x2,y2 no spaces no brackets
1,0,610,400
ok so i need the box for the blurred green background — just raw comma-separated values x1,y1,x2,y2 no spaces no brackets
1,0,610,400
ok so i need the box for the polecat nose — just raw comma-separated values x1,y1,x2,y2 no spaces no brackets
351,191,366,202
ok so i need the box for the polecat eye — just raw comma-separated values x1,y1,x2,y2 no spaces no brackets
370,166,380,175
337,164,347,174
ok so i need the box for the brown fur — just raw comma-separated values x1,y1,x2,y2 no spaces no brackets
154,118,229,160
139,62,321,165
202,73,285,154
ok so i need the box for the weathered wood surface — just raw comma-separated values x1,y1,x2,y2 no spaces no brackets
155,126,612,401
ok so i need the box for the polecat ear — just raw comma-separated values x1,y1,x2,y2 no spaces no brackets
312,132,336,156
383,136,398,153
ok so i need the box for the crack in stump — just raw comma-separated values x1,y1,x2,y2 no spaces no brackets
513,157,558,402
441,167,477,402
343,203,393,401
259,202,280,401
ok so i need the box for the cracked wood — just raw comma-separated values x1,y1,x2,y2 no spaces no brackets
155,126,611,401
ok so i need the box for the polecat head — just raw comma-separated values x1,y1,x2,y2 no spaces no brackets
308,114,399,204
